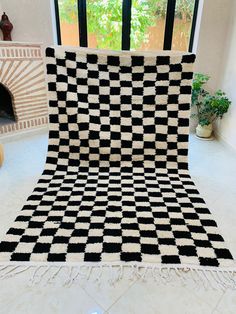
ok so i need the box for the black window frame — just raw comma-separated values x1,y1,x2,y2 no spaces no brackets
54,0,199,52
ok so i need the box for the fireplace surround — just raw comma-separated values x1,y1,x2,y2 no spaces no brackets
0,42,48,135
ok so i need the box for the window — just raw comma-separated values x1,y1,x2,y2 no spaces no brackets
87,0,123,50
172,0,196,51
57,0,80,46
55,0,199,52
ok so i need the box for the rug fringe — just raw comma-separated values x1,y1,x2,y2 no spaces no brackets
0,263,236,290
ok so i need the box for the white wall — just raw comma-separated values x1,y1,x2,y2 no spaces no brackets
194,0,233,91
194,0,236,150
215,0,236,150
0,0,55,47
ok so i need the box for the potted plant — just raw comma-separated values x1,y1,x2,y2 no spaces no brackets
191,73,231,138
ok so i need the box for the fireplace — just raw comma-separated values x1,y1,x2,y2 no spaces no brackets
0,83,15,124
0,42,48,135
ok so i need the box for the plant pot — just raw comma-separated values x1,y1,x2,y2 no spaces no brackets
196,123,213,138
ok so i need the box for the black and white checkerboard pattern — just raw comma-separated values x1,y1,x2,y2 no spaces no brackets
0,47,233,267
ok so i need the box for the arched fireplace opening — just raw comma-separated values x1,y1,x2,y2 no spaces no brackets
0,83,16,124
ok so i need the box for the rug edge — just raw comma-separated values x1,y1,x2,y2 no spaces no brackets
1,261,236,291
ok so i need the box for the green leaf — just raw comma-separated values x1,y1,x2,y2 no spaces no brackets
191,73,231,125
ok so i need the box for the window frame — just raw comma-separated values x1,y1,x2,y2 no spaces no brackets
54,0,199,52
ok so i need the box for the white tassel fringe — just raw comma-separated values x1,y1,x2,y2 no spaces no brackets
0,263,236,291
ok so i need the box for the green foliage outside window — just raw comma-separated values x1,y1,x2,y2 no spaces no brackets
58,0,194,50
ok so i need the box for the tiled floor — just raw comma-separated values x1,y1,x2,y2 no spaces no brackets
0,129,236,314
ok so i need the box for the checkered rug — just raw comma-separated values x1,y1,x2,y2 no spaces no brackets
0,47,235,288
